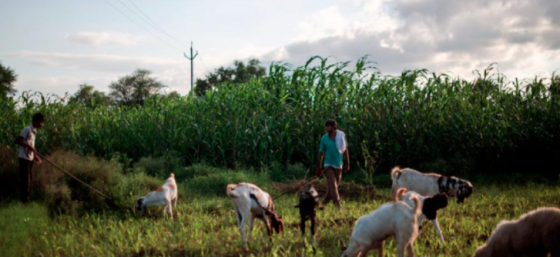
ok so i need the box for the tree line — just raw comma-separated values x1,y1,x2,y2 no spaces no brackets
0,59,267,106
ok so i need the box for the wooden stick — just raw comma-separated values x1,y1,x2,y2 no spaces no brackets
35,152,114,201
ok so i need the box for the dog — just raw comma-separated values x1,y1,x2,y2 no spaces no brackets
226,182,284,247
473,207,560,257
135,173,178,220
295,184,320,252
401,191,448,243
391,167,473,203
341,188,421,257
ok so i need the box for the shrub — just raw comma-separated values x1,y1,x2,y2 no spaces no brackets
32,151,160,215
185,168,271,197
134,152,183,179
269,162,309,182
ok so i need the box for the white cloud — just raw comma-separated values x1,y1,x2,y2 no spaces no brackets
5,51,181,73
65,31,143,46
259,0,560,80
6,51,198,96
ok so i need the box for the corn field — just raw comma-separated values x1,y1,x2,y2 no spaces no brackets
1,56,559,176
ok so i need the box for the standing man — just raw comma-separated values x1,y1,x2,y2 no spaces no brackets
315,119,350,209
14,113,44,203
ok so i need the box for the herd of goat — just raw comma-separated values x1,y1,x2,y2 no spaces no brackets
135,167,560,257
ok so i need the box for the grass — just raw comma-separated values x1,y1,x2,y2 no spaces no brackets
0,178,558,257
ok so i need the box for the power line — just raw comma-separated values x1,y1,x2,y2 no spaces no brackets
198,55,211,75
101,0,184,52
125,0,191,49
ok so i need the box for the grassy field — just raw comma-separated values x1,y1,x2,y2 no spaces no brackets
1,176,558,257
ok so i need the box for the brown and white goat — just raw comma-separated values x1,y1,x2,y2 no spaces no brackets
135,173,178,220
226,183,284,247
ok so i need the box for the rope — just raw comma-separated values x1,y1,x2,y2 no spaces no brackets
270,169,324,200
35,152,114,201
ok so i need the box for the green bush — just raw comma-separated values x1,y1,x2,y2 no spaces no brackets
269,162,309,182
176,164,228,182
32,151,160,215
109,171,161,208
185,169,271,197
134,152,183,179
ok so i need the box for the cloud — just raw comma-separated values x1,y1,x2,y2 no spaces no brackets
4,51,182,73
65,31,143,46
260,0,560,79
5,51,196,96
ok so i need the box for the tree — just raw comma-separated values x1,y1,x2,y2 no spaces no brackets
0,62,17,98
194,59,266,96
69,84,112,107
109,69,165,105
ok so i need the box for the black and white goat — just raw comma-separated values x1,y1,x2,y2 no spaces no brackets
295,185,320,251
401,191,448,243
391,167,473,203
226,183,284,247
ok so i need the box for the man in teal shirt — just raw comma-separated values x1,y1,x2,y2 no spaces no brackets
315,119,350,209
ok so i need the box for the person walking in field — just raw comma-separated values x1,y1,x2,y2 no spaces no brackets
315,119,350,209
14,113,44,203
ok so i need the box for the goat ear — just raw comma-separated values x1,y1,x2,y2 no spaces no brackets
294,205,299,208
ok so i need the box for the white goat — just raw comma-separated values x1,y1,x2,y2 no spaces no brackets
341,188,422,257
135,173,178,220
226,182,284,247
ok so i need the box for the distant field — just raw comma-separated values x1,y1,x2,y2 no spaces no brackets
1,179,558,257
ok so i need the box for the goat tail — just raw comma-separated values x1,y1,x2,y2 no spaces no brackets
411,195,422,216
395,187,407,201
226,184,238,198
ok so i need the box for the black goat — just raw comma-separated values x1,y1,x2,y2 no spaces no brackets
295,184,320,252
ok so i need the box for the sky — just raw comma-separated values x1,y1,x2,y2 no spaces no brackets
1,0,559,97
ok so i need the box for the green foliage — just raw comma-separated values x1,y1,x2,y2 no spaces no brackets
133,152,183,178
109,69,165,106
68,84,112,107
0,61,17,98
184,168,271,197
269,162,309,182
1,57,559,178
195,58,266,96
30,151,160,215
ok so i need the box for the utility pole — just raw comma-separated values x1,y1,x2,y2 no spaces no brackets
183,41,198,94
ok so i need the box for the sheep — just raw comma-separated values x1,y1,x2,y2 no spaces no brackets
341,188,422,257
473,207,560,257
391,167,473,203
226,182,284,247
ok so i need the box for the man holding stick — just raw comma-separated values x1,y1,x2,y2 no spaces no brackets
315,119,349,209
14,113,44,203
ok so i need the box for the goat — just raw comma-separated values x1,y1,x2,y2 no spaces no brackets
226,182,284,247
342,188,422,257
